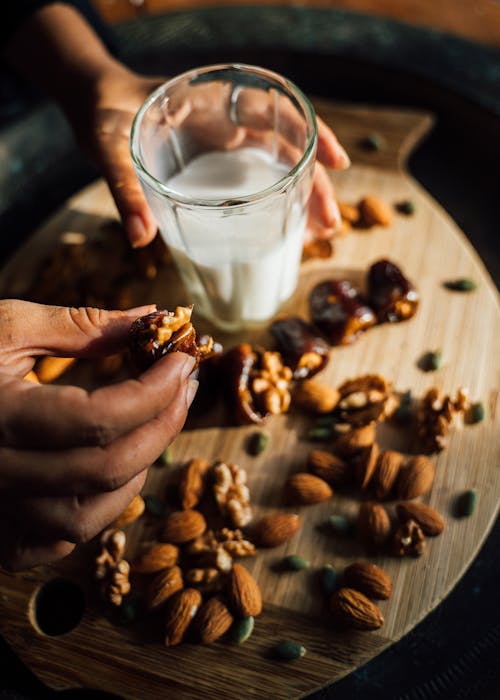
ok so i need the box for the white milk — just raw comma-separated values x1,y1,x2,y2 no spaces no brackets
160,147,307,331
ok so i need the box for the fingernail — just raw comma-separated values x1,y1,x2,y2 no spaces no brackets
186,378,199,407
122,304,157,318
181,354,197,380
125,214,149,248
337,146,351,169
327,199,342,228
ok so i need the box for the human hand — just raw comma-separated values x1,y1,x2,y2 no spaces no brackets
0,300,198,571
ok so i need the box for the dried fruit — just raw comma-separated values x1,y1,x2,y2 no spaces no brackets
320,564,338,595
145,566,184,611
357,502,391,551
178,458,210,510
285,472,333,505
195,596,234,644
112,495,145,528
253,513,302,548
372,450,404,499
271,640,306,660
227,564,263,617
330,587,384,630
455,489,477,518
334,423,376,456
164,588,202,646
396,456,435,500
391,519,426,557
229,615,255,644
310,279,376,345
396,502,445,536
367,259,419,323
359,195,392,227
443,278,477,292
293,380,340,414
282,554,310,571
161,510,207,544
343,562,392,600
307,450,350,486
247,430,271,456
212,462,252,528
270,317,329,380
132,543,179,574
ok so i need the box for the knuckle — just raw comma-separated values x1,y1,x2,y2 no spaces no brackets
65,511,94,545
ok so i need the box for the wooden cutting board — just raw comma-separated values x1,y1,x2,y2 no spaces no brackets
0,101,498,700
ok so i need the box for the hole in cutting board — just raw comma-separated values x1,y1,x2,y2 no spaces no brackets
30,578,85,636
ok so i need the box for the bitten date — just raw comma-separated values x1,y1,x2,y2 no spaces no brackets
310,280,376,346
367,259,419,322
270,317,329,379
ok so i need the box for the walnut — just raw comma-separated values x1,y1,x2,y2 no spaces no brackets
212,462,253,528
391,519,426,557
184,567,223,593
186,528,256,560
337,374,397,426
95,528,130,606
416,387,470,452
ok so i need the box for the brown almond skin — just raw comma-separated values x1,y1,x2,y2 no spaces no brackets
372,450,404,500
330,587,384,630
293,380,340,414
343,562,392,600
396,502,445,536
195,596,234,644
131,543,180,574
307,450,350,486
112,495,145,527
354,443,380,490
161,509,207,544
145,566,184,611
396,456,435,500
359,196,392,227
334,423,376,457
227,563,263,617
164,588,202,646
357,502,391,551
285,472,333,505
178,459,210,510
253,513,302,548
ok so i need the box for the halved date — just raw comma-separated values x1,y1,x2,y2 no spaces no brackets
309,280,376,345
270,317,329,380
367,259,419,322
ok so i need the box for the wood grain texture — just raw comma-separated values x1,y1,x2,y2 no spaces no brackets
0,102,498,699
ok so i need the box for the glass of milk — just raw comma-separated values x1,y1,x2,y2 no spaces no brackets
131,64,317,332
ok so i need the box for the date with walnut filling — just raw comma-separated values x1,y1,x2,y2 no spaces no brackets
128,306,217,371
367,259,419,323
310,280,376,345
270,316,329,380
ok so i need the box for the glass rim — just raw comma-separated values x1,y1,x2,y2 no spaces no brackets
130,63,318,208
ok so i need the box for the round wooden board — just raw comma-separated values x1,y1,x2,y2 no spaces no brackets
0,102,498,700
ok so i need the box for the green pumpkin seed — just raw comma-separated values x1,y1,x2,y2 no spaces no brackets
247,430,270,456
468,402,485,424
314,415,337,428
143,495,168,517
117,594,141,625
272,640,306,661
444,278,477,292
329,514,353,535
283,554,310,571
156,448,172,466
419,350,442,372
395,200,416,215
229,616,255,644
360,132,385,151
307,427,334,442
320,564,338,595
455,489,477,518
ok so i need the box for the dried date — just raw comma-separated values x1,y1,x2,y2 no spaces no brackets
367,259,419,323
270,317,329,380
309,280,376,345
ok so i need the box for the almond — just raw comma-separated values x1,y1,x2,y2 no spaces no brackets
112,495,145,528
227,563,263,617
334,423,376,457
131,543,179,574
164,588,202,646
357,501,391,551
161,509,207,544
343,562,392,599
338,201,361,224
293,380,340,414
372,450,404,499
396,456,435,500
178,458,210,510
36,356,76,383
285,472,333,505
396,502,445,536
354,442,380,490
253,512,302,548
330,587,384,630
307,450,350,486
359,195,392,227
145,566,184,611
195,596,234,644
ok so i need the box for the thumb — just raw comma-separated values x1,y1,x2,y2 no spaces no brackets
1,300,156,358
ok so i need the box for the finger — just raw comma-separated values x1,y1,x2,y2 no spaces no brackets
0,535,75,572
94,108,157,248
12,470,149,545
309,162,341,231
0,300,156,361
0,377,197,495
0,349,195,449
316,115,351,169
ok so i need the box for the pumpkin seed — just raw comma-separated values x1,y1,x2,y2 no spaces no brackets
272,640,306,661
283,554,310,571
455,489,477,518
444,278,477,292
156,448,172,466
320,564,338,595
360,132,385,151
395,200,416,215
394,390,413,423
329,514,353,535
229,616,255,644
307,427,334,441
247,430,270,456
468,402,485,424
419,350,442,372
143,495,168,517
